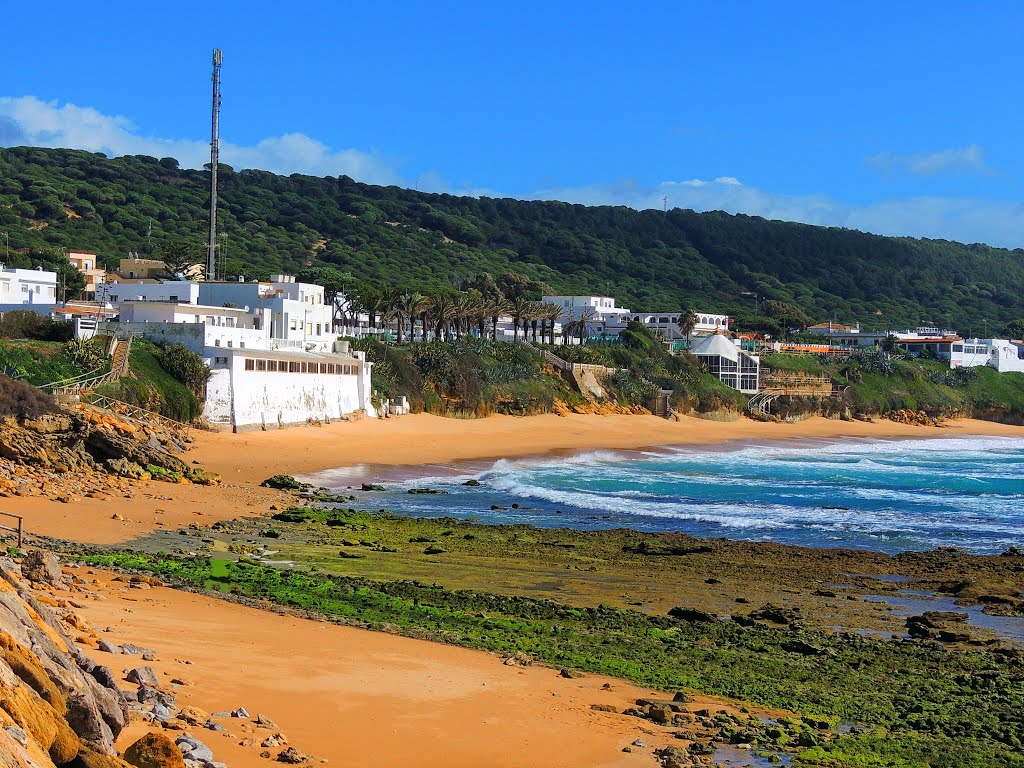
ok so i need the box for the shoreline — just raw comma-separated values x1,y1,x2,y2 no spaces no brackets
187,412,1024,485
6,412,1024,547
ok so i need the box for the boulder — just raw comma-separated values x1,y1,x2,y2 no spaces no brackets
21,551,63,585
123,732,185,768
667,606,718,623
126,667,159,686
276,747,309,764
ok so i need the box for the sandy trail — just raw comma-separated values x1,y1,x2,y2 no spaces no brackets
68,571,707,768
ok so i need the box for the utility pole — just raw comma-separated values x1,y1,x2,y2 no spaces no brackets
206,49,223,282
1,231,7,261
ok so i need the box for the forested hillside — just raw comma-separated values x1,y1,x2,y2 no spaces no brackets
2,146,1022,332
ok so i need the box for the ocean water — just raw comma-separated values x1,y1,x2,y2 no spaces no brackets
310,436,1024,555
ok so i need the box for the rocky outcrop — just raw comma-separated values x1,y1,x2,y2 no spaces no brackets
0,404,217,501
0,557,133,768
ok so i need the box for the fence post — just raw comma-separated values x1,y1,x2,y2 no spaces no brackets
17,517,22,549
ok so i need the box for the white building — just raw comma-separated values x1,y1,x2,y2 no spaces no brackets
949,338,1024,373
616,311,730,339
689,334,761,394
0,266,58,312
204,342,373,431
198,275,335,345
543,295,632,323
104,290,374,431
101,281,200,305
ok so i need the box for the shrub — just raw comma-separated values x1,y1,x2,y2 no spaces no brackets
0,373,58,419
0,311,73,341
154,343,210,396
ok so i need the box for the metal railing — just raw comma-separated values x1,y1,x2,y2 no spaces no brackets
518,340,619,376
0,512,24,549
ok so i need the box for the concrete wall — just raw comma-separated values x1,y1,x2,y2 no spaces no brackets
104,282,199,304
206,359,365,430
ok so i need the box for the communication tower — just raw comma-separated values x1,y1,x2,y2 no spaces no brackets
206,49,223,281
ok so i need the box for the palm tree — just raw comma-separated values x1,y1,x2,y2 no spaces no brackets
541,302,562,345
510,297,533,342
383,289,409,344
429,293,457,341
403,291,430,342
359,288,386,332
576,306,597,345
678,309,698,346
490,299,511,340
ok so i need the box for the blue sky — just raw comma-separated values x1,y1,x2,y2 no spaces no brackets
2,1,1022,247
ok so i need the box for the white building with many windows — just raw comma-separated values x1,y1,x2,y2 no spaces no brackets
101,284,373,430
0,266,58,312
689,334,761,393
949,338,1024,373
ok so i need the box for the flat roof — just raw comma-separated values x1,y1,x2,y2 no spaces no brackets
223,347,360,363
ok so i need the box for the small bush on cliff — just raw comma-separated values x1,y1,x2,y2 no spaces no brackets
0,311,73,341
154,343,210,396
0,373,58,419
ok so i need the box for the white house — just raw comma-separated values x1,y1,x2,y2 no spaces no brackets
204,342,373,431
689,334,761,393
101,280,201,305
949,338,1024,373
104,293,374,431
614,311,730,339
0,266,58,312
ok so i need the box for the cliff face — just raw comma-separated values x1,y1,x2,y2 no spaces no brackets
0,554,132,768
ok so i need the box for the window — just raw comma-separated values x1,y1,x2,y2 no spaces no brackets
214,339,221,347
227,341,233,348
244,358,255,371
316,323,321,335
256,359,266,371
214,356,228,365
169,295,178,302
953,344,964,353
289,319,297,331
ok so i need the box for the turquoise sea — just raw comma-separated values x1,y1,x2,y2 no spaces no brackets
311,436,1024,555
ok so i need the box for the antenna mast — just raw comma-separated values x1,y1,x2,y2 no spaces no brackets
206,48,223,281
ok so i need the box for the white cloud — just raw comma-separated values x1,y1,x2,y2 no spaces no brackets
866,144,988,176
0,96,402,184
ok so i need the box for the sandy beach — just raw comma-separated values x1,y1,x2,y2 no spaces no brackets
66,570,737,768
188,412,1024,484
7,412,1024,546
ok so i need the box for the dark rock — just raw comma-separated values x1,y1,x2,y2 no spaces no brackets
22,550,62,584
462,479,481,486
360,483,385,491
276,747,309,764
590,704,618,712
407,488,448,495
260,475,304,490
126,666,159,686
668,606,718,623
559,668,584,679
124,731,185,768
96,639,121,654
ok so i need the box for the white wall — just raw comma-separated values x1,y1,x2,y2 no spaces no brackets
104,281,199,305
0,268,58,305
205,350,373,430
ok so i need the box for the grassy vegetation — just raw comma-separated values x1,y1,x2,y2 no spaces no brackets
94,339,201,421
355,336,585,416
80,544,1024,767
0,339,93,385
765,351,1024,421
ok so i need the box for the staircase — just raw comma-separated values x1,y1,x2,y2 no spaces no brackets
40,333,136,397
746,391,779,417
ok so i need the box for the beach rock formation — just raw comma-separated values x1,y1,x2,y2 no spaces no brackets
0,556,133,768
0,403,217,502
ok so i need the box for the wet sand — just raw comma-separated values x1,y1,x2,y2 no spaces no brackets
68,571,732,768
